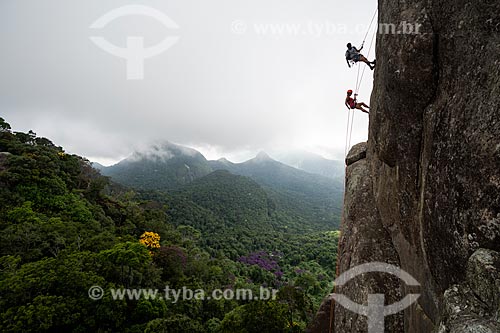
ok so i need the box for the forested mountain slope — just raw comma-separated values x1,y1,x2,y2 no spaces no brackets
0,117,340,332
103,144,343,229
102,142,213,190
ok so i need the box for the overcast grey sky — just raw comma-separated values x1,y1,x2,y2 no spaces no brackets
0,0,377,165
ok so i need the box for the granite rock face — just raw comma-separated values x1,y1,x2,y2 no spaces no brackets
335,145,404,332
309,145,404,333
368,0,500,330
437,249,500,333
313,0,500,331
345,142,368,166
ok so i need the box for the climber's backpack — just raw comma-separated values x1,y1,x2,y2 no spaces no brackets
345,50,351,60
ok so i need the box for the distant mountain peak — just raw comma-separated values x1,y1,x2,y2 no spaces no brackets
273,150,345,180
91,162,106,171
101,141,212,190
254,151,273,162
216,157,234,165
127,141,203,163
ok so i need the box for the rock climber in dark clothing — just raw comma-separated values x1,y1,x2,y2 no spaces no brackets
345,43,376,70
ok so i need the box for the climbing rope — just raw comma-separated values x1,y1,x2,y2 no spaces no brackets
355,28,377,95
347,28,377,152
335,9,378,333
344,106,351,158
344,54,363,158
347,108,356,156
344,9,378,158
362,8,378,47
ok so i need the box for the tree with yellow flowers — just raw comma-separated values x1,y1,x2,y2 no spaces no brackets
139,231,161,254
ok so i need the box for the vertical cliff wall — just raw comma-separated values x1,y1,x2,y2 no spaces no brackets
368,0,499,330
311,0,500,332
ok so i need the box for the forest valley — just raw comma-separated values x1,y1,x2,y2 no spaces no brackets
0,117,341,332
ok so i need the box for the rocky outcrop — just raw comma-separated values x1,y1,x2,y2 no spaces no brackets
308,294,335,333
314,0,500,331
345,142,367,166
309,144,404,333
336,144,404,332
437,249,500,333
